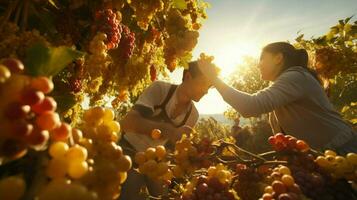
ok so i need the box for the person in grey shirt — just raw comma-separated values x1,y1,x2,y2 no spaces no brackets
198,42,356,154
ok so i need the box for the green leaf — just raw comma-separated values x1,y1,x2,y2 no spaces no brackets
339,20,345,26
52,92,77,113
49,79,77,113
350,118,357,124
173,0,187,10
344,16,354,24
25,43,84,76
350,25,357,35
295,34,304,42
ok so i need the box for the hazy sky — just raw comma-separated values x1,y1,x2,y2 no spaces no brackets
169,0,357,114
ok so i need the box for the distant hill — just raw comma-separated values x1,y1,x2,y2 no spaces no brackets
199,113,250,126
199,113,232,125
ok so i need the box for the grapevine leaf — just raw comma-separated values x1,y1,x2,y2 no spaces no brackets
25,43,84,76
50,80,77,113
350,118,357,124
51,92,77,113
344,16,354,24
295,34,304,42
339,20,345,26
173,0,187,10
350,25,357,35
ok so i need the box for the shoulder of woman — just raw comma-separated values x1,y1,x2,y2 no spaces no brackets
278,66,310,83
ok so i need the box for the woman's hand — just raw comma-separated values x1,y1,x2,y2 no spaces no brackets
197,59,220,82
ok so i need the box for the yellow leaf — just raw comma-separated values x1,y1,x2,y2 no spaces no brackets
48,0,58,9
341,106,350,113
350,118,357,124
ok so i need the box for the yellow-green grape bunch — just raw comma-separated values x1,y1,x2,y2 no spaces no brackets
135,145,173,182
172,137,199,178
46,142,89,180
0,176,26,200
315,150,357,181
165,8,189,35
197,53,220,74
260,165,303,200
165,30,199,55
207,163,233,184
164,29,199,71
164,9,199,71
38,179,98,200
84,33,111,94
119,54,152,95
0,22,49,60
0,58,62,160
79,107,132,199
179,165,235,200
181,0,207,30
128,0,164,30
81,107,121,142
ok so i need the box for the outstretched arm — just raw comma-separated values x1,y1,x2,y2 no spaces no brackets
199,63,306,117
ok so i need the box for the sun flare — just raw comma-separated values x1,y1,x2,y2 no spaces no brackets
212,42,261,79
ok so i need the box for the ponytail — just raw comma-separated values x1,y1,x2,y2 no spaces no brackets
294,49,308,67
294,48,321,84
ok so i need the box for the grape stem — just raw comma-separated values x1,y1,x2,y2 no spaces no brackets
20,0,29,31
219,140,267,162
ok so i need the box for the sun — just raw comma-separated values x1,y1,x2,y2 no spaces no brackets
212,42,261,79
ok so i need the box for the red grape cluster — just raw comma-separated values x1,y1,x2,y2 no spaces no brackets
234,164,265,200
196,138,214,152
285,152,357,200
0,58,65,160
291,164,356,200
268,133,310,152
93,9,122,50
150,65,157,81
179,175,236,200
116,25,135,60
69,59,84,93
69,78,82,93
261,165,303,200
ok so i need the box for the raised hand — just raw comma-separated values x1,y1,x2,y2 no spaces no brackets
197,53,220,82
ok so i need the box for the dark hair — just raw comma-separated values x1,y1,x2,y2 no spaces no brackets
182,61,203,81
263,42,321,83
